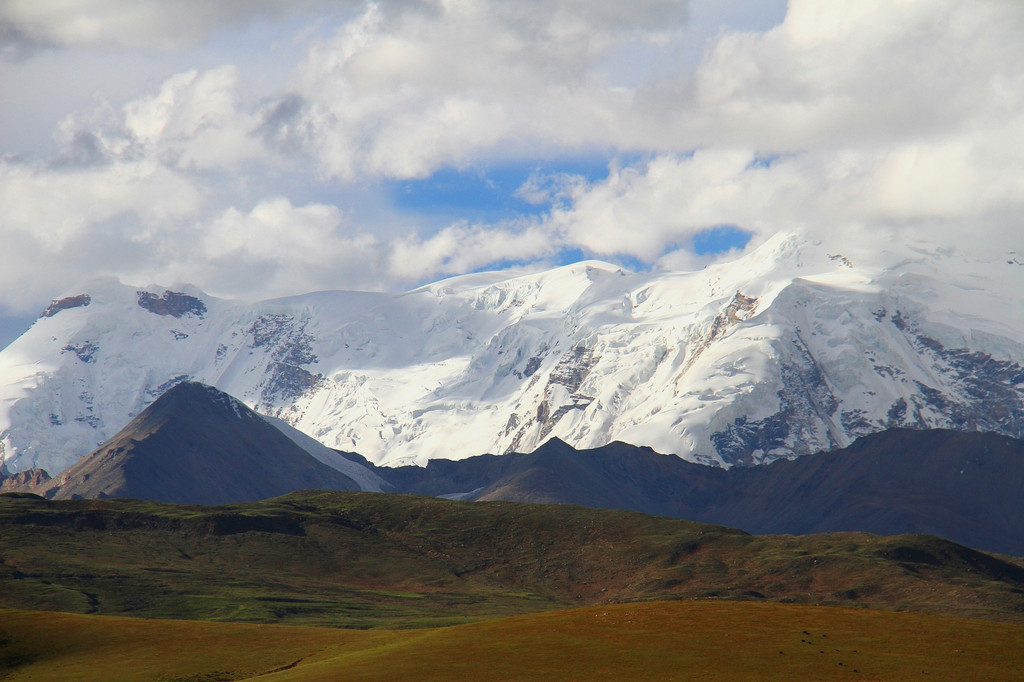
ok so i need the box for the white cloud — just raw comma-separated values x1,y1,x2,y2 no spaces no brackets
689,0,1024,149
0,0,350,53
121,65,267,170
548,152,760,260
2,0,1023,320
542,138,1024,266
515,170,587,207
0,156,204,310
283,1,692,179
189,197,386,297
0,63,365,310
388,220,556,282
0,159,202,249
0,157,390,309
39,63,275,177
520,0,1024,263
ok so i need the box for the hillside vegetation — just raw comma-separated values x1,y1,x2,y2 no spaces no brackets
2,490,1024,628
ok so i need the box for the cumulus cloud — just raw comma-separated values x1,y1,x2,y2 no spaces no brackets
548,152,762,260
687,0,1024,150
0,154,389,308
0,156,204,310
2,0,1023,323
0,64,378,309
40,63,274,177
262,0,1024,256
525,0,1024,264
388,220,556,282
278,0,691,179
0,159,202,249
122,65,269,170
540,138,1024,268
187,197,387,297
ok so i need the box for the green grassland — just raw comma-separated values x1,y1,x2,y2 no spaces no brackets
1,601,1023,681
2,490,1024,629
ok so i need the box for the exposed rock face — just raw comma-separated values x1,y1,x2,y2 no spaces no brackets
886,313,1024,433
41,294,91,318
711,329,842,465
61,341,99,364
505,344,598,453
0,468,50,493
137,290,206,318
246,314,322,411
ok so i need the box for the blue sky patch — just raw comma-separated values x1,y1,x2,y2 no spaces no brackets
692,225,752,255
389,157,622,222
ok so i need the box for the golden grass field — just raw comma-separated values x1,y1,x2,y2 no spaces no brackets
3,600,1023,681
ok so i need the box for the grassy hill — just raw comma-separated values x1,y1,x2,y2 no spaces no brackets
2,601,1023,681
2,490,1024,629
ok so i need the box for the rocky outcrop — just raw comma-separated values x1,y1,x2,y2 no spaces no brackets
247,315,322,411
41,294,91,318
0,467,50,493
137,290,206,318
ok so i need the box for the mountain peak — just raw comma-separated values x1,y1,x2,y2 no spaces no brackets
37,381,361,504
531,436,576,455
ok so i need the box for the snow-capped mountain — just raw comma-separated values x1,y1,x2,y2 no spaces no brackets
2,232,1024,475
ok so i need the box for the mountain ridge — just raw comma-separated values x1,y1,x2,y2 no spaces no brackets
366,428,1024,556
6,379,1023,554
2,232,1023,475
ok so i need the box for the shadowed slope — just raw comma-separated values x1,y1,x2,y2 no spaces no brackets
716,428,1024,553
373,437,724,509
375,430,1024,556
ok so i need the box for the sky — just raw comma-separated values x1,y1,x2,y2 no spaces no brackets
1,0,1023,347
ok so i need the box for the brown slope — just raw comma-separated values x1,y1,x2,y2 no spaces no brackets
38,382,358,504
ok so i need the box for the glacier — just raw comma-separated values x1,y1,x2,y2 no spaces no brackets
2,232,1023,475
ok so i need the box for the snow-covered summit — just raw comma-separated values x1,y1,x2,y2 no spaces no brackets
2,232,1023,475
